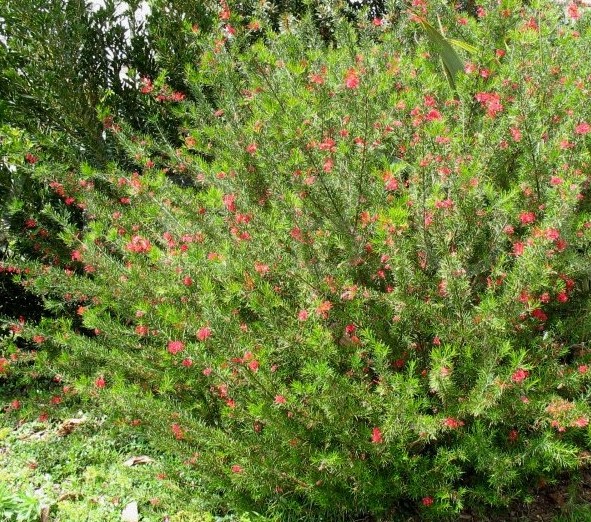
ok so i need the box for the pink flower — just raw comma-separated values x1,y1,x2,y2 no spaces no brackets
550,176,563,186
371,427,384,443
95,376,106,389
126,236,152,254
511,368,529,383
519,212,536,225
202,367,212,376
425,109,442,121
298,309,309,321
274,395,286,405
231,465,243,473
344,68,360,89
140,77,153,94
572,417,588,428
254,262,269,275
135,325,149,336
245,143,258,155
575,122,591,135
545,228,560,241
308,72,325,85
248,360,259,372
510,127,522,142
512,242,525,256
223,193,236,213
383,173,399,191
196,327,212,342
167,340,185,355
475,92,503,117
568,2,581,20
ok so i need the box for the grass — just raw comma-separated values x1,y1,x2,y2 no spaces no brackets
0,407,267,522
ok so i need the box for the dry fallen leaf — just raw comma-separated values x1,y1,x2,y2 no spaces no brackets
123,455,154,467
57,418,86,437
57,492,81,502
40,505,51,522
121,500,139,522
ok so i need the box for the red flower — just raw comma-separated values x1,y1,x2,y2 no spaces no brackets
316,301,333,319
422,496,434,507
511,368,529,383
167,340,185,355
95,376,106,389
371,427,384,443
140,77,153,94
383,172,399,191
443,417,464,429
274,395,286,405
25,152,39,164
344,68,360,89
171,423,185,440
231,465,243,473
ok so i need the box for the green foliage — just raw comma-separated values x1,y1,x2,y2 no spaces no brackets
3,0,591,520
0,483,39,522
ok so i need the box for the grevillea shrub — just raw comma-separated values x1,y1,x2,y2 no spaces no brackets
4,0,591,519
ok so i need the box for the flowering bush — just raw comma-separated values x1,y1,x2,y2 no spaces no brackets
4,0,591,519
